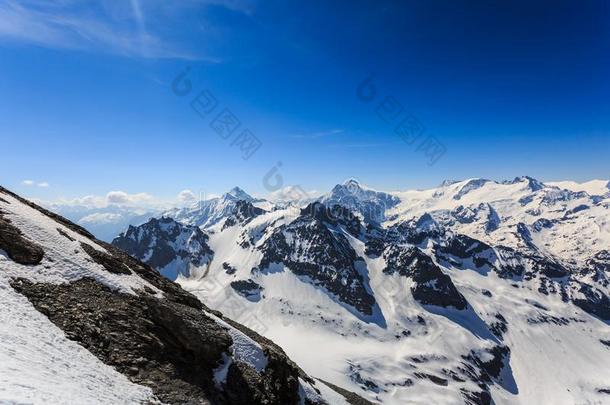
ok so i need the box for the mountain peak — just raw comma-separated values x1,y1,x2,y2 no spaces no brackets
439,179,459,187
223,186,253,201
343,178,361,188
511,176,545,191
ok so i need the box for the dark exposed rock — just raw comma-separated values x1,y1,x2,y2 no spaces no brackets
81,242,132,275
347,362,382,393
258,207,376,315
571,283,610,321
320,180,399,224
57,227,76,241
527,314,571,326
391,213,445,245
450,203,500,233
450,205,477,224
437,234,496,270
506,176,544,192
230,279,263,301
316,379,374,405
566,204,589,216
462,345,511,388
363,237,385,258
300,202,363,237
10,277,225,404
531,218,554,232
583,250,610,287
223,262,237,275
383,245,468,310
10,277,306,405
461,389,492,405
453,179,490,200
490,313,508,339
519,195,535,206
112,217,213,280
222,200,265,230
0,210,44,265
413,372,448,386
600,339,610,348
234,200,265,222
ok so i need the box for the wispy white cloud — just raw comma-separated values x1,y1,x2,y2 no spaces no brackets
0,0,231,61
177,189,197,203
106,190,154,205
54,190,160,208
22,179,50,187
267,185,319,202
290,129,345,139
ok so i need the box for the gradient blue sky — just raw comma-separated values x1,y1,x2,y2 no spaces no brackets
1,0,609,202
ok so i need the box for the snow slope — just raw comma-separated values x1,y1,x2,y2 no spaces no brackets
0,191,159,404
546,179,610,196
0,187,366,405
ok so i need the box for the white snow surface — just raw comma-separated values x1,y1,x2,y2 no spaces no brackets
387,177,610,266
0,191,159,404
547,179,610,196
208,312,268,373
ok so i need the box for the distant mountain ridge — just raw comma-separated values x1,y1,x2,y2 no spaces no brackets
112,176,610,405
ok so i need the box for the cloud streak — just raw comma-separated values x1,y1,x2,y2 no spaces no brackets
22,179,50,187
0,0,227,61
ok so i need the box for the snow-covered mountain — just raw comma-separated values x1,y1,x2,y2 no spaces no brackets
0,186,369,405
112,216,214,280
319,179,400,223
162,186,271,229
115,177,610,404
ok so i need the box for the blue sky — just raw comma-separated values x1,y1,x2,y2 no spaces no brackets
1,0,609,203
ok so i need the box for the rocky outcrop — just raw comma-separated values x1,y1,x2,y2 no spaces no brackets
383,245,468,310
0,209,44,265
258,203,376,315
113,216,213,280
231,279,264,301
319,179,399,224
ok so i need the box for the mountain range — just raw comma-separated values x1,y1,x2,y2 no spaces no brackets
2,177,609,404
109,177,610,404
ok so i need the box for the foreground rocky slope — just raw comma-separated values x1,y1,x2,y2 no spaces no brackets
115,179,610,404
0,186,369,405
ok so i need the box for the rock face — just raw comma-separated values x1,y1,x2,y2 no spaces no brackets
113,216,214,280
258,203,377,315
0,210,44,265
0,186,370,405
383,244,468,310
320,179,400,223
231,279,264,301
